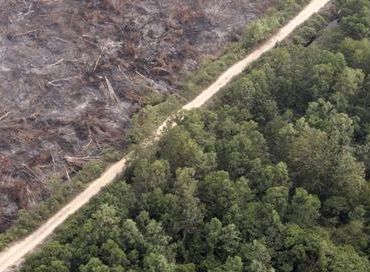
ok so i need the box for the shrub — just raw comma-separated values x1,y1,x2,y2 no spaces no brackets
74,160,104,184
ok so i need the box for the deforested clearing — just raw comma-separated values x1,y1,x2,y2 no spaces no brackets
0,0,273,231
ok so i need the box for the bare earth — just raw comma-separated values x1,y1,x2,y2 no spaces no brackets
0,0,331,271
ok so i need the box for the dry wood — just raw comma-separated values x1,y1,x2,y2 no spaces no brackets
64,156,100,167
46,58,64,69
21,164,46,185
13,29,38,37
0,112,10,122
65,166,71,183
104,76,120,104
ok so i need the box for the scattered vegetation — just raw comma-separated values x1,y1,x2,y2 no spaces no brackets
126,95,184,145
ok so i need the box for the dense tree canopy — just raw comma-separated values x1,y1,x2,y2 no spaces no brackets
20,1,370,271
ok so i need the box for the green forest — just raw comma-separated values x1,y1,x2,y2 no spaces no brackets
20,0,370,271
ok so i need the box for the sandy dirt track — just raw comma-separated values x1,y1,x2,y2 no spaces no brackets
0,0,331,270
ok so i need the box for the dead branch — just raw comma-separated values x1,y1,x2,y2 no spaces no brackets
54,37,73,44
118,65,138,88
64,155,100,168
93,53,104,74
21,164,46,185
0,111,10,122
51,151,56,174
93,39,123,73
13,29,39,37
95,138,102,151
64,156,100,163
65,166,71,183
104,76,120,104
46,58,64,69
47,76,80,87
135,71,160,93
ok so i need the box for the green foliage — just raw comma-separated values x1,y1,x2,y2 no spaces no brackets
76,160,104,184
243,17,280,48
102,148,123,163
339,0,370,39
21,242,72,272
287,188,321,227
288,125,334,192
126,95,183,144
159,126,214,172
340,38,370,74
241,240,274,272
222,256,243,272
19,1,370,272
80,258,110,272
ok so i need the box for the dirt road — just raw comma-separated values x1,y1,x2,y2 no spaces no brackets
0,0,331,270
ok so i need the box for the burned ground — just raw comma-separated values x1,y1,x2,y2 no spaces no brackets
0,0,272,230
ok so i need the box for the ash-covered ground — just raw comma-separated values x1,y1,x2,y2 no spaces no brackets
0,0,272,230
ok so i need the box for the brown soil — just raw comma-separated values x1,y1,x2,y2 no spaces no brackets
0,0,271,230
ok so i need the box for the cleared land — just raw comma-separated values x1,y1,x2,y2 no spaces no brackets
0,0,272,230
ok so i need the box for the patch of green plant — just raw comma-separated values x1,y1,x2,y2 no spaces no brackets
289,6,338,46
102,148,124,163
126,95,184,145
75,160,104,184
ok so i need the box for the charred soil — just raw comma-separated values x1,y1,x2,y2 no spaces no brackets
0,0,272,230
